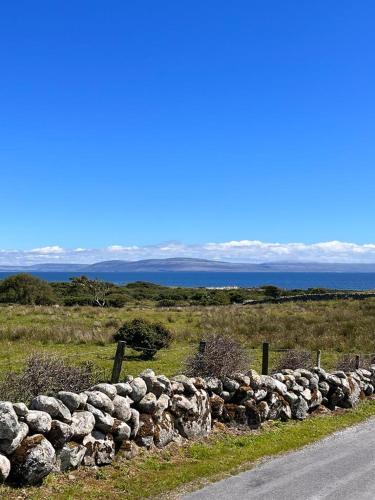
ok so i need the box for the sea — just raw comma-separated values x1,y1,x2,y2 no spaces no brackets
1,271,375,290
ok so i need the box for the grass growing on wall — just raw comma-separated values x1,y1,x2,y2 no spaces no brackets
2,400,375,499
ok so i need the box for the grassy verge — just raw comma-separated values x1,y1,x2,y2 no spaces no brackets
2,400,375,499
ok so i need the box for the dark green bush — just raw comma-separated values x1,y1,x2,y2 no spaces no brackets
114,318,172,359
0,273,56,305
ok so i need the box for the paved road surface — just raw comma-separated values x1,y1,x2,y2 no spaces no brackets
183,417,375,500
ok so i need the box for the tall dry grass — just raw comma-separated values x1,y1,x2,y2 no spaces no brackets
200,299,375,353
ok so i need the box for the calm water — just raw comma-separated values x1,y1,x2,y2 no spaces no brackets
1,271,375,290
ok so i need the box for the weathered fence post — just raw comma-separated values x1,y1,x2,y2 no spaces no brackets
199,341,206,355
355,354,360,369
316,350,321,369
111,341,126,383
262,342,270,375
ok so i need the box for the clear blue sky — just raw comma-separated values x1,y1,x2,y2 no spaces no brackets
1,1,375,253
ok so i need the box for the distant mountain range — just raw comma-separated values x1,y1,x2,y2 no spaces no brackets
2,258,375,273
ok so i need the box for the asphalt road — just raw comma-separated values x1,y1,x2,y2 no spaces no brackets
183,417,375,500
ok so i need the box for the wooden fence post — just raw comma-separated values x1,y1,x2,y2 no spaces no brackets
111,341,126,383
355,354,360,369
262,342,270,375
199,341,206,355
316,350,321,369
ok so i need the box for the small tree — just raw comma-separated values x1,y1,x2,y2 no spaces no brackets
0,273,55,305
262,285,282,299
114,318,172,359
70,275,113,307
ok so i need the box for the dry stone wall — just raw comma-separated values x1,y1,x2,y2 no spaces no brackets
1,365,375,486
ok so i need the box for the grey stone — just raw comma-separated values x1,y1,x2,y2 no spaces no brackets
319,381,330,396
172,375,198,395
298,369,314,379
137,393,157,414
0,401,20,440
296,377,310,388
171,381,185,394
130,377,148,402
206,378,223,394
86,404,114,432
249,369,262,390
112,419,131,441
175,390,211,439
58,443,86,471
25,410,52,434
10,434,55,485
154,394,170,420
112,395,131,422
154,412,176,448
170,394,194,416
91,383,117,400
219,391,232,402
114,382,133,397
284,391,299,405
13,402,28,417
310,389,323,408
301,388,312,401
222,377,240,392
47,420,73,449
57,391,83,412
70,411,95,439
30,395,71,423
0,453,10,482
292,397,309,420
82,431,115,466
254,389,268,402
85,391,114,414
0,421,29,455
129,408,140,438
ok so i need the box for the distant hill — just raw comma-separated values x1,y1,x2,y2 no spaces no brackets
2,257,375,273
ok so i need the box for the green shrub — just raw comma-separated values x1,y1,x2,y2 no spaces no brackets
114,318,172,359
0,273,56,305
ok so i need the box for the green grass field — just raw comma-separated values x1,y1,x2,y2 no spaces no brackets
2,299,375,380
0,299,375,375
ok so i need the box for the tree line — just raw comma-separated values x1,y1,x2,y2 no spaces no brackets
0,273,334,307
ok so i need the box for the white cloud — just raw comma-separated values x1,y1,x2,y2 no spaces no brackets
30,246,65,255
1,240,375,266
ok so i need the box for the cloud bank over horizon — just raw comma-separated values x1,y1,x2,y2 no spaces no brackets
2,240,375,266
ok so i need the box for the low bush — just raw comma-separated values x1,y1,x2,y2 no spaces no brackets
114,318,172,359
335,354,374,371
185,333,251,378
0,353,99,403
273,350,313,371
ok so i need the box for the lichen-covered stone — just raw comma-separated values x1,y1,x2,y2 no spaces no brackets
82,431,115,466
0,422,29,455
10,434,55,485
70,411,95,439
25,410,52,434
57,443,86,471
